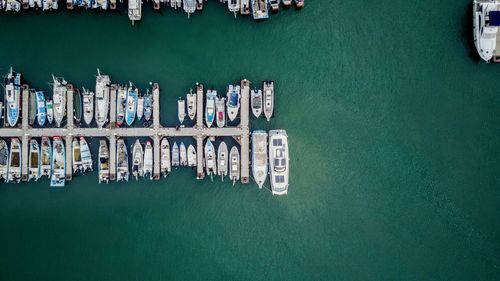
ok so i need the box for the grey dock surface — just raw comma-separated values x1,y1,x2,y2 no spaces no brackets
21,85,30,181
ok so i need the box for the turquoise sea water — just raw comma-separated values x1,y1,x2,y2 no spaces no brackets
0,1,499,280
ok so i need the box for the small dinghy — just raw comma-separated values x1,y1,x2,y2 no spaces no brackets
229,146,240,185
217,141,228,181
251,89,263,118
160,138,171,177
187,144,196,167
216,96,226,128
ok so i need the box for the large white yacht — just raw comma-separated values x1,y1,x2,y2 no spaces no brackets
474,0,500,61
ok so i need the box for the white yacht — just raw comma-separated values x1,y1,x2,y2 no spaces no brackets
205,90,216,127
116,139,129,182
216,97,226,128
263,81,274,121
252,130,268,189
116,85,127,126
72,138,83,174
132,140,144,179
269,129,289,195
95,69,110,128
251,89,263,118
205,140,216,178
228,0,239,16
179,142,187,166
178,98,186,124
229,146,240,185
4,68,21,127
187,89,197,120
52,75,67,128
0,140,8,181
28,139,40,181
187,144,196,167
172,142,180,167
98,139,110,184
160,138,171,177
7,138,21,183
137,96,144,121
50,137,66,187
80,137,92,172
143,141,153,180
226,84,241,122
474,0,500,61
128,0,142,22
82,88,94,126
217,141,228,180
40,137,51,177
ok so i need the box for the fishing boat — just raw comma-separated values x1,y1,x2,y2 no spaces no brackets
216,97,226,127
7,138,21,183
252,0,268,19
50,137,65,187
251,89,263,118
229,146,240,185
132,139,144,179
143,141,153,179
204,140,216,177
40,137,51,177
125,83,138,126
263,81,274,121
116,85,127,126
183,0,195,17
269,0,279,11
82,88,94,126
95,69,110,128
72,138,83,174
217,141,228,180
473,0,500,61
179,142,187,166
143,90,152,122
29,90,36,126
205,90,216,127
228,0,239,16
269,129,289,195
28,139,40,181
35,91,46,127
46,99,54,125
137,95,144,121
226,84,241,122
116,139,129,182
281,0,291,6
240,0,250,14
0,140,8,181
160,138,171,176
52,75,67,127
73,89,82,124
80,137,92,172
187,144,196,167
294,0,303,7
178,98,186,124
128,0,142,22
172,142,180,167
4,68,21,127
98,139,110,184
252,130,268,188
186,88,196,120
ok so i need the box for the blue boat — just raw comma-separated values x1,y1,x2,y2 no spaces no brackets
50,137,66,187
226,84,240,122
4,68,21,127
35,91,46,126
125,83,138,126
205,90,217,128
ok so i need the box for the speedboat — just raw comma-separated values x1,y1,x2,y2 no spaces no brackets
252,130,268,188
72,138,83,174
240,0,250,14
132,139,144,179
251,89,263,118
35,91,47,127
229,146,240,185
116,85,127,126
473,0,500,61
125,83,138,126
183,0,195,17
98,139,110,184
269,129,289,195
4,68,21,127
216,96,226,127
51,137,66,187
204,140,216,178
137,95,144,121
263,81,274,121
6,0,21,11
205,90,216,127
160,138,171,177
217,141,228,181
186,88,197,120
252,0,268,19
178,98,186,124
179,142,187,166
0,140,8,181
172,142,180,167
95,69,110,128
82,88,94,126
40,137,51,177
80,137,92,172
116,139,129,182
269,0,279,12
143,141,153,179
143,91,152,122
187,144,196,167
46,99,54,125
52,75,67,128
29,90,36,126
228,0,239,17
226,84,241,122
128,0,142,22
28,139,40,181
7,138,21,183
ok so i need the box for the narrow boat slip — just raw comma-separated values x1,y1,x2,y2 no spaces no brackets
80,137,92,171
204,139,216,177
143,90,152,122
132,139,144,179
45,99,54,125
73,89,82,124
269,129,289,195
116,139,129,182
205,90,216,128
160,137,171,177
98,139,110,183
35,91,47,127
179,142,187,166
52,75,67,128
226,84,240,122
229,146,240,185
252,0,268,19
4,68,21,128
251,89,263,118
50,137,65,187
178,98,186,124
116,85,127,126
95,69,110,128
186,89,197,120
72,138,82,174
125,83,138,126
240,0,250,14
40,137,51,177
217,141,228,180
0,140,8,180
171,142,179,167
143,141,153,179
28,139,40,181
263,81,274,121
187,144,196,167
137,95,144,121
251,130,268,188
28,90,36,126
216,96,226,128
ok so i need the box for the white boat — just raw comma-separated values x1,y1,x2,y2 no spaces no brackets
160,138,171,177
252,130,268,189
80,137,92,172
35,91,47,127
186,88,197,120
143,141,153,180
269,0,279,11
132,139,144,179
116,139,129,182
263,81,274,121
178,98,186,124
252,0,268,19
28,139,40,181
0,140,8,181
5,0,21,11
228,0,239,16
4,68,21,127
125,83,138,126
187,144,196,167
143,90,152,122
281,0,291,6
116,85,126,126
294,0,303,8
217,141,228,180
46,99,54,125
172,142,180,167
226,84,240,122
473,0,500,61
269,129,289,195
240,0,250,14
82,88,94,126
95,69,110,128
128,0,142,22
179,142,187,166
40,137,51,177
51,137,66,187
137,96,144,121
229,146,240,185
216,97,226,127
72,138,83,174
183,0,195,17
204,139,216,177
251,89,263,118
6,138,21,183
98,139,110,184
205,90,216,127
52,75,67,127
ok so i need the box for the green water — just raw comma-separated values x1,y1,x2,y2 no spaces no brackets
0,1,499,280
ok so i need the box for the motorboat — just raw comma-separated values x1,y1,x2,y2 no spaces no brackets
0,140,8,181
269,129,289,195
50,137,66,187
263,81,274,121
125,83,138,126
252,0,268,19
28,139,40,181
187,144,196,167
228,0,239,17
143,141,153,179
7,138,21,183
226,84,240,122
160,138,171,177
72,138,83,174
116,139,129,182
229,146,240,185
4,68,21,127
73,89,83,124
137,95,144,121
204,139,216,177
116,85,127,126
172,142,180,167
82,88,94,126
178,98,186,124
473,0,500,61
187,88,197,120
217,141,228,180
98,139,110,184
252,130,268,189
52,75,67,127
132,139,144,179
216,96,226,127
179,142,187,166
40,137,51,177
143,90,152,122
95,69,110,128
80,137,92,172
251,89,263,118
46,99,54,125
35,91,47,127
29,90,36,126
205,90,216,127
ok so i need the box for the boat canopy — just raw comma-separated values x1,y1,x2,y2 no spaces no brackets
490,11,500,26
229,92,238,106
